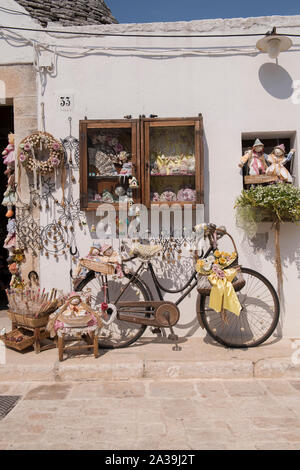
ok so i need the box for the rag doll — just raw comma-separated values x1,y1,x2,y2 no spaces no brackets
266,144,295,183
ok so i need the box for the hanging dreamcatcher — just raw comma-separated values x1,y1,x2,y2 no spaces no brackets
60,117,79,184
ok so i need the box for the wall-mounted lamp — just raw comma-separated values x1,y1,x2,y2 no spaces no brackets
256,27,293,59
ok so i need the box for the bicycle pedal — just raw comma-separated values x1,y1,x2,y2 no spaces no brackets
151,327,162,335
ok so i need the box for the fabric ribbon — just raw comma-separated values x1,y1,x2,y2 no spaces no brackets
208,268,241,317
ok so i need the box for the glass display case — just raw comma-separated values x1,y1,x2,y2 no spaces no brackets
79,119,140,210
141,117,204,206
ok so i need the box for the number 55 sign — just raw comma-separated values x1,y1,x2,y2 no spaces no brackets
57,93,74,111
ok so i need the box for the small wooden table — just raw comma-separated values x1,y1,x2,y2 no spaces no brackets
57,330,99,361
9,315,55,354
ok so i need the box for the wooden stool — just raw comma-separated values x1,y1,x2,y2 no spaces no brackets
57,330,99,361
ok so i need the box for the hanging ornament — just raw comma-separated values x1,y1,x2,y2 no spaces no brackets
18,132,64,175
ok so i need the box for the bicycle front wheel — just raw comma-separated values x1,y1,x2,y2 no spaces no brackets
200,267,280,348
76,271,151,349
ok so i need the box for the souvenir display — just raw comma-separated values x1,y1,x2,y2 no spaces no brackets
3,218,16,251
6,286,63,318
6,248,26,290
266,144,295,183
101,189,114,203
46,292,103,338
150,186,196,202
159,190,177,202
74,243,123,280
129,176,139,188
114,185,126,197
147,123,200,205
1,134,16,222
2,133,15,168
151,154,195,176
177,187,196,202
239,138,268,176
81,122,141,208
196,249,242,319
18,131,64,174
95,151,118,176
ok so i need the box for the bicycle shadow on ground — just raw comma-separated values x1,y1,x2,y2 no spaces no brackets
202,331,283,350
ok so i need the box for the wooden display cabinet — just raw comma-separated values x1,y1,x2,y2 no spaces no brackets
141,116,204,207
79,119,141,210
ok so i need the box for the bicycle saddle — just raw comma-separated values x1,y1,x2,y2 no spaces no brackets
131,243,162,260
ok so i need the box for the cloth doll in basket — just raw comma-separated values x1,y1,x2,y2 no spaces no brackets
74,244,123,282
47,292,103,338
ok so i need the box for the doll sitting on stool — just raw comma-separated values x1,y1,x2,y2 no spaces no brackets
47,292,103,361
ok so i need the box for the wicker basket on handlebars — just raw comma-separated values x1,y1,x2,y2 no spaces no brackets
197,229,245,295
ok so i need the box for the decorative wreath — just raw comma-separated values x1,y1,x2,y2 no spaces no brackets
18,131,64,174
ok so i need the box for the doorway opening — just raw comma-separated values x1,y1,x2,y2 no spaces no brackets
0,102,14,309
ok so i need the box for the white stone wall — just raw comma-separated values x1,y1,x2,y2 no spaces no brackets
1,5,300,337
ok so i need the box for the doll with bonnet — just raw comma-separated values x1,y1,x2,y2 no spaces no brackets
266,144,295,183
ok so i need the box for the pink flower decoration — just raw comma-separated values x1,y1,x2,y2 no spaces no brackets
19,154,27,162
52,142,61,151
212,264,225,279
24,143,31,151
151,192,160,202
114,143,123,153
51,157,60,167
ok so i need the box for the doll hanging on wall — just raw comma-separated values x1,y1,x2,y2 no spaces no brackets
238,138,268,176
266,144,295,183
1,133,16,218
2,133,15,169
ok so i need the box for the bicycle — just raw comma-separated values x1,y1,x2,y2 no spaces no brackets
75,224,280,349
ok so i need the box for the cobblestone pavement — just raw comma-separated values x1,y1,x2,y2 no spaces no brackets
0,378,300,450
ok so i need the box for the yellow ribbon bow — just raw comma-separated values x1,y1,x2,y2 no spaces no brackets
208,268,241,317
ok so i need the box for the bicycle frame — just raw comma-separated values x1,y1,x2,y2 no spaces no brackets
113,244,214,328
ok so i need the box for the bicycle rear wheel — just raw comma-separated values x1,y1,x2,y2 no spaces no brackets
200,267,280,348
76,271,152,349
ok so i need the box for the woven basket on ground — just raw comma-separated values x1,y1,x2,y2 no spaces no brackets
1,328,34,351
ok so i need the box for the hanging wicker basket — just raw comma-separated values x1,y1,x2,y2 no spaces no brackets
197,268,245,295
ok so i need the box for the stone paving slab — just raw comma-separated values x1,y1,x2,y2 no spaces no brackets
0,378,299,450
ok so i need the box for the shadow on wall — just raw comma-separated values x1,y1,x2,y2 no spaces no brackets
258,63,293,99
249,224,300,280
203,129,210,222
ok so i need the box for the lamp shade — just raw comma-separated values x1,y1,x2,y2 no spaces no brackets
256,34,293,59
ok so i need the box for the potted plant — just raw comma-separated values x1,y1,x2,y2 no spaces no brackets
235,183,300,300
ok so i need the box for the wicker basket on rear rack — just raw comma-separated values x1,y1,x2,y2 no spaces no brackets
79,258,115,275
197,228,245,295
